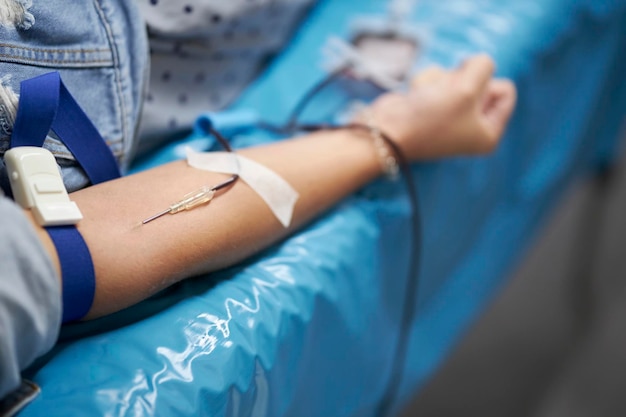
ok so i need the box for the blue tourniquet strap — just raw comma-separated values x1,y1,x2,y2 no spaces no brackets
9,73,58,148
46,226,96,323
11,71,121,183
8,72,117,322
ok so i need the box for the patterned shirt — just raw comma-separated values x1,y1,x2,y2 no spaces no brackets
137,0,316,152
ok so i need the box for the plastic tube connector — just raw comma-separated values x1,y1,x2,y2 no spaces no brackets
169,186,216,214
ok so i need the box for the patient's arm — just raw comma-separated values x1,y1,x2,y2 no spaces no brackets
29,54,516,319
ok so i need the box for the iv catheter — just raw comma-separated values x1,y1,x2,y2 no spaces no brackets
142,174,238,224
142,119,239,225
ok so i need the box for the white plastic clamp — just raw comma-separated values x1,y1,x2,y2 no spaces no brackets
4,147,83,226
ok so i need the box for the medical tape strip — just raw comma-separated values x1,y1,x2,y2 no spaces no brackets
186,148,299,228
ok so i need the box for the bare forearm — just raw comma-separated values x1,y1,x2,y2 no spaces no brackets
24,55,517,320
70,128,381,318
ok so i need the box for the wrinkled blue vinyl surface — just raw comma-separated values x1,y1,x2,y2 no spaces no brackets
23,0,626,416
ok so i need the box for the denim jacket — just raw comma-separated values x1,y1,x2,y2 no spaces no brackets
0,0,148,191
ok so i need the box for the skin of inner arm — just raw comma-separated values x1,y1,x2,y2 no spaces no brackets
74,128,382,318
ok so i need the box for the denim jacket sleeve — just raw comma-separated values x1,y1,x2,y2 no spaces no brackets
0,0,148,192
0,195,61,400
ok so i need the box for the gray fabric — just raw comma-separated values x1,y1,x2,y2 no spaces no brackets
0,196,61,399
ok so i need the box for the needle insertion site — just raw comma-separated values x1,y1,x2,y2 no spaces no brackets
142,175,238,225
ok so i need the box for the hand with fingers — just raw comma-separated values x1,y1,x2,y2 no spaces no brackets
365,54,517,160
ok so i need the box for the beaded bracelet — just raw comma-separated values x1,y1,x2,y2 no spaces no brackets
296,120,403,180
364,123,400,180
344,105,401,180
343,121,402,180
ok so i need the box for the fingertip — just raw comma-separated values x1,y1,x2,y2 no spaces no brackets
481,78,517,141
456,54,496,92
487,79,517,108
411,65,446,89
460,54,495,72
475,53,496,68
497,79,517,113
493,78,516,95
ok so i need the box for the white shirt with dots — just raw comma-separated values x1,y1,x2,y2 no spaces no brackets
137,0,316,153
